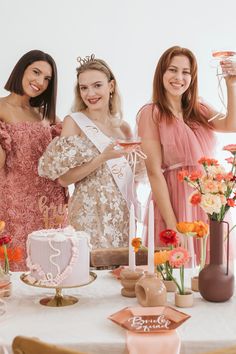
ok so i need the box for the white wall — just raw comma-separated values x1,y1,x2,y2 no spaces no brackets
1,0,236,122
1,0,236,206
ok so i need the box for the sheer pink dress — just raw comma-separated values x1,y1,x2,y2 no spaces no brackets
137,103,217,265
0,120,68,271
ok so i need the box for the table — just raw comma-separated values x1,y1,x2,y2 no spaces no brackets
1,270,236,354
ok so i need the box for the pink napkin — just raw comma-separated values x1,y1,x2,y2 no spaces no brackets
126,307,181,354
126,330,180,354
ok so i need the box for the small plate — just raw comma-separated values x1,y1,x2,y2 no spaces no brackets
109,306,190,333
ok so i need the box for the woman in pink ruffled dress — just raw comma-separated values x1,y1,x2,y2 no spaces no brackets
0,50,68,271
137,46,236,265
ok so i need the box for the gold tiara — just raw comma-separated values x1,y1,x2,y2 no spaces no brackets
77,54,95,66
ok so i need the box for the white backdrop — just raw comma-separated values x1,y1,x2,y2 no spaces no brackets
0,0,236,212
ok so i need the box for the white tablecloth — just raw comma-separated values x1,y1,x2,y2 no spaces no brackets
1,270,236,354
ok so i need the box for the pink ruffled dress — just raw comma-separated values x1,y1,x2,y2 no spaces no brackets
138,104,216,265
0,120,68,271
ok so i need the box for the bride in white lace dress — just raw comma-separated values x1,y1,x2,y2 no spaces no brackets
38,55,137,249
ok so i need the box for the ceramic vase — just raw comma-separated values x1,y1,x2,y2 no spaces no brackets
175,290,194,308
199,219,234,302
135,272,167,306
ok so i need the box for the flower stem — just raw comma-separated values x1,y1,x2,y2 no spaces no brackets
3,245,9,274
180,266,184,294
165,265,183,294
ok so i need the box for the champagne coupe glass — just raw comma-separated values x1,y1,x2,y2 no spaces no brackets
211,50,236,77
209,50,236,122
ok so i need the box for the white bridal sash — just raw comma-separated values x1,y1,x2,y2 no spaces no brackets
70,112,138,213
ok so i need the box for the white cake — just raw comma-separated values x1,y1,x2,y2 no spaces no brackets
26,226,91,287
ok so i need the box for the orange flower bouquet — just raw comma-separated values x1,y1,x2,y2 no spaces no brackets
178,144,236,223
176,221,209,271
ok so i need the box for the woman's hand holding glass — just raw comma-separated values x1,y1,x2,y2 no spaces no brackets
100,142,131,162
220,60,236,84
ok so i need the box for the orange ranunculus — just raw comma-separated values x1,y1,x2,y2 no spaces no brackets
159,229,178,246
154,250,170,265
131,237,142,253
0,221,5,233
176,222,195,234
193,221,209,238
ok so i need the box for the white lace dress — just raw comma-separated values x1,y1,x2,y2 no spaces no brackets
38,135,129,249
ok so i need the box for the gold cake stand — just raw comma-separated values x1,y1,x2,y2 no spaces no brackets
20,272,97,307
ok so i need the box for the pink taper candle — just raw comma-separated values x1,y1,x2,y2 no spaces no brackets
129,203,136,271
148,200,155,274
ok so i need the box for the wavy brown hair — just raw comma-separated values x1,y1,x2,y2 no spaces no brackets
72,57,122,118
152,46,212,128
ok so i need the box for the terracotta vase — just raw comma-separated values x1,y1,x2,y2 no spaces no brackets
135,272,167,306
175,291,194,308
199,219,234,302
191,276,199,292
163,279,177,292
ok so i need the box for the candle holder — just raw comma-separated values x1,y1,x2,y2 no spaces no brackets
120,268,144,298
135,271,167,307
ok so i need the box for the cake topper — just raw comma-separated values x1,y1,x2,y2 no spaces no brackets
38,196,67,229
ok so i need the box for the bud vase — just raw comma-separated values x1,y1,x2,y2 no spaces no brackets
0,273,11,297
135,272,167,306
199,219,234,302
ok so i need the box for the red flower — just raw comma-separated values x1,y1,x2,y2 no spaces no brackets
159,229,178,246
227,199,235,207
189,171,202,181
189,192,201,205
177,170,189,182
0,235,12,246
198,157,219,166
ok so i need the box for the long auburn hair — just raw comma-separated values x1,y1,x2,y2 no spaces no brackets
152,46,212,128
72,57,122,118
4,50,57,123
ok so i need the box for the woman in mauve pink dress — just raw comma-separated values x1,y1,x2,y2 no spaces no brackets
0,50,68,271
137,46,236,265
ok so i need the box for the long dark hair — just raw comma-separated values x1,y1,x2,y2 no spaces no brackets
152,46,211,128
5,50,57,123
